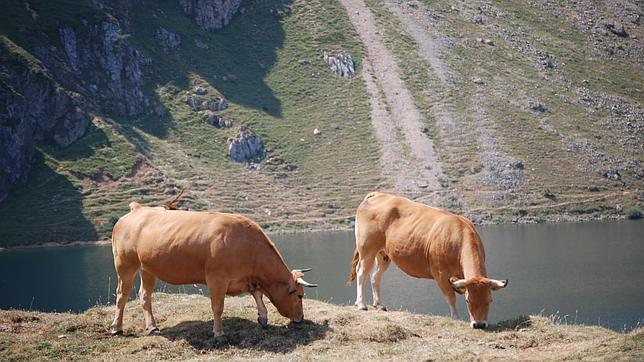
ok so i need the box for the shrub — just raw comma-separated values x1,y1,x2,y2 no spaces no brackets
542,188,556,200
626,206,643,220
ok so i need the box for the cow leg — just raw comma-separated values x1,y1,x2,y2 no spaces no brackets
436,278,459,318
370,251,391,311
139,269,158,334
355,252,376,311
110,264,137,335
207,279,229,346
252,290,268,328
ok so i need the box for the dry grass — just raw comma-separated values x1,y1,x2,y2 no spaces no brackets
1,293,641,360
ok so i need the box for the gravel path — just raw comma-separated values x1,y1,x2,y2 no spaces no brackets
339,0,445,197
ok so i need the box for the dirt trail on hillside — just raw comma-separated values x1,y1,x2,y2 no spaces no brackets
381,0,523,208
339,0,445,199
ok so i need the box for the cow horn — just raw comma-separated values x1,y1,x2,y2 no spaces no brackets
294,268,312,273
490,278,508,290
296,277,317,287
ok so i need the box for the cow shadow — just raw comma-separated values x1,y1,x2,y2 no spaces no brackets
161,317,330,352
487,315,533,332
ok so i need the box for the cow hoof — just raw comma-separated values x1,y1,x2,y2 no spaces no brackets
375,305,387,311
214,335,228,347
110,329,123,336
147,327,160,335
356,305,368,311
258,317,268,329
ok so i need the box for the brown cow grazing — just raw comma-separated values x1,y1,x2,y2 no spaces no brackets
348,192,507,329
110,202,317,345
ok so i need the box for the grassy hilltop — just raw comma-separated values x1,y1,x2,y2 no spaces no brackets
0,0,642,246
1,293,642,360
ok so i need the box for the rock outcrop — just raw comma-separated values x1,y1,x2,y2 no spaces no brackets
184,94,228,111
178,0,242,31
228,127,265,163
323,52,355,79
202,111,232,128
155,27,182,51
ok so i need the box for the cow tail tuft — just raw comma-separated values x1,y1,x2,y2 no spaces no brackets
347,248,360,285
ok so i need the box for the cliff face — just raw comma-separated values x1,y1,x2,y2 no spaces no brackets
178,0,242,31
0,38,90,203
0,0,240,203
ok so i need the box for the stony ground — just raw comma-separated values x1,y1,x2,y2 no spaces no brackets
1,293,642,360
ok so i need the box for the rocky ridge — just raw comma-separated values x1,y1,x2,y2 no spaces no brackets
0,0,242,203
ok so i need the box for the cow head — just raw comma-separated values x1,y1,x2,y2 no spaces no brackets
449,276,508,329
268,269,317,323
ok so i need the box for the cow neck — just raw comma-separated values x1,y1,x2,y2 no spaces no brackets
255,235,293,288
460,228,488,279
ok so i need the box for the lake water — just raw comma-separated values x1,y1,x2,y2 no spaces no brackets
1,220,642,331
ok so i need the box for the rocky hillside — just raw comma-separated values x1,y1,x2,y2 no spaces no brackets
0,0,642,246
0,293,642,360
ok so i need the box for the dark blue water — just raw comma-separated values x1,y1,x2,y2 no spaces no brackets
1,220,642,331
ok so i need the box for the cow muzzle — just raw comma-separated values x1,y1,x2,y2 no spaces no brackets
471,321,488,329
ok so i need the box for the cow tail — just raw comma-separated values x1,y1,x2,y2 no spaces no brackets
347,248,360,285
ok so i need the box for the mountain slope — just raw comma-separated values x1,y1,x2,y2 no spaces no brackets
0,0,642,247
0,0,381,246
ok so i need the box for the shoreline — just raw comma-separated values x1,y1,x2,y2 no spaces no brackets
0,213,638,251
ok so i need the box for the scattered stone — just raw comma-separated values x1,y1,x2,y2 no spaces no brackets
477,38,494,46
313,128,321,135
472,76,484,85
222,73,237,81
528,101,546,112
540,54,556,69
194,38,209,49
416,181,429,189
155,27,181,51
284,164,297,171
330,123,340,130
473,15,484,24
600,169,621,180
323,51,355,79
193,86,208,95
509,160,524,169
615,204,624,213
297,59,309,65
228,127,266,163
266,157,285,165
603,20,628,37
420,126,429,134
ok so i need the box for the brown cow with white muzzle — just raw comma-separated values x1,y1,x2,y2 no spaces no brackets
110,201,317,345
348,192,507,329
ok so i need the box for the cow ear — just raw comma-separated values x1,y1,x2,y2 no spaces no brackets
449,277,467,294
287,279,297,295
490,279,508,290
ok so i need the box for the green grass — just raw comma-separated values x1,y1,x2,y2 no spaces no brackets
0,0,381,246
